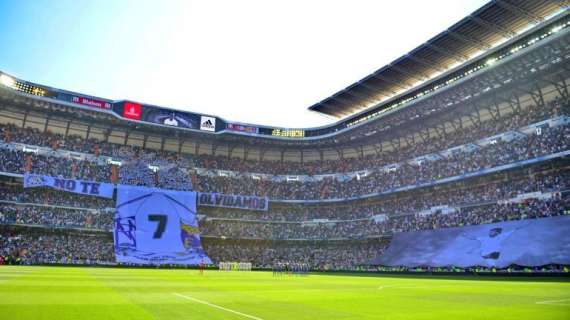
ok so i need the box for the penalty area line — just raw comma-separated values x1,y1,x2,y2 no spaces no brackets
173,292,264,320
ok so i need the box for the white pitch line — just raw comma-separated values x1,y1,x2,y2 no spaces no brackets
536,298,570,306
378,284,402,290
378,284,470,290
173,293,264,320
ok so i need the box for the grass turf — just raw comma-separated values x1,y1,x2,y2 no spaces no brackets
0,266,569,319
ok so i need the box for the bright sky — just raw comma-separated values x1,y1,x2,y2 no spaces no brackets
0,0,490,127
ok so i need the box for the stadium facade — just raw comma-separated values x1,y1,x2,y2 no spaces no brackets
0,1,569,271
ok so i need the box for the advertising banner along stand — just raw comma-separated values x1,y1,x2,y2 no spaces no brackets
23,173,114,199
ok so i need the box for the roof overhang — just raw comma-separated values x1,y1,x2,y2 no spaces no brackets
308,0,567,118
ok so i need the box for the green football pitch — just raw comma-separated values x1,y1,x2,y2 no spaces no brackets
0,266,569,320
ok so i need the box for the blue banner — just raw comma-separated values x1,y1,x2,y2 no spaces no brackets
23,173,114,199
198,192,268,211
114,185,211,265
372,216,570,268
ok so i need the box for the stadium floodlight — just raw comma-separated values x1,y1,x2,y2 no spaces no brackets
551,25,563,33
0,74,15,88
486,58,498,66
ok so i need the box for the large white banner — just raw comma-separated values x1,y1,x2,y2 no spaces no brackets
114,185,211,265
373,216,570,268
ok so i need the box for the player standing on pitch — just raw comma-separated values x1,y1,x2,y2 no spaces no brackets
199,259,205,275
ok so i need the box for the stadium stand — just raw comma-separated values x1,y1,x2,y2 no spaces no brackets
0,3,569,272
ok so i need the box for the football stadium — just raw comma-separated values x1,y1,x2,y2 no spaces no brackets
1,1,570,319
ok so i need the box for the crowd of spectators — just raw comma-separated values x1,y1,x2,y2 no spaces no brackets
203,169,570,221
0,148,192,191
118,159,193,190
194,97,567,174
202,239,389,270
0,205,112,230
5,95,555,170
199,195,570,240
1,167,566,230
2,187,566,241
0,148,110,181
0,94,567,268
0,229,114,265
4,120,566,201
0,185,113,209
196,123,570,199
0,227,386,269
2,188,568,268
0,97,566,200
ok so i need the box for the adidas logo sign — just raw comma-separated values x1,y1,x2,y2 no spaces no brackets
200,116,216,131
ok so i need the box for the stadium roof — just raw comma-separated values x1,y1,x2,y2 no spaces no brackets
308,0,567,118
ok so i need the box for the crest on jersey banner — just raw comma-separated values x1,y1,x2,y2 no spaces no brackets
114,185,211,265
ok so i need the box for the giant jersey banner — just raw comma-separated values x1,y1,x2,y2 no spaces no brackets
114,185,211,265
23,173,114,199
372,216,570,268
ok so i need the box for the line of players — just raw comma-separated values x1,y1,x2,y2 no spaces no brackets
218,261,252,271
272,262,310,276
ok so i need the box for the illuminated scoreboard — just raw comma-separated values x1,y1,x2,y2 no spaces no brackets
256,126,306,138
14,82,49,97
0,74,56,98
271,128,305,138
